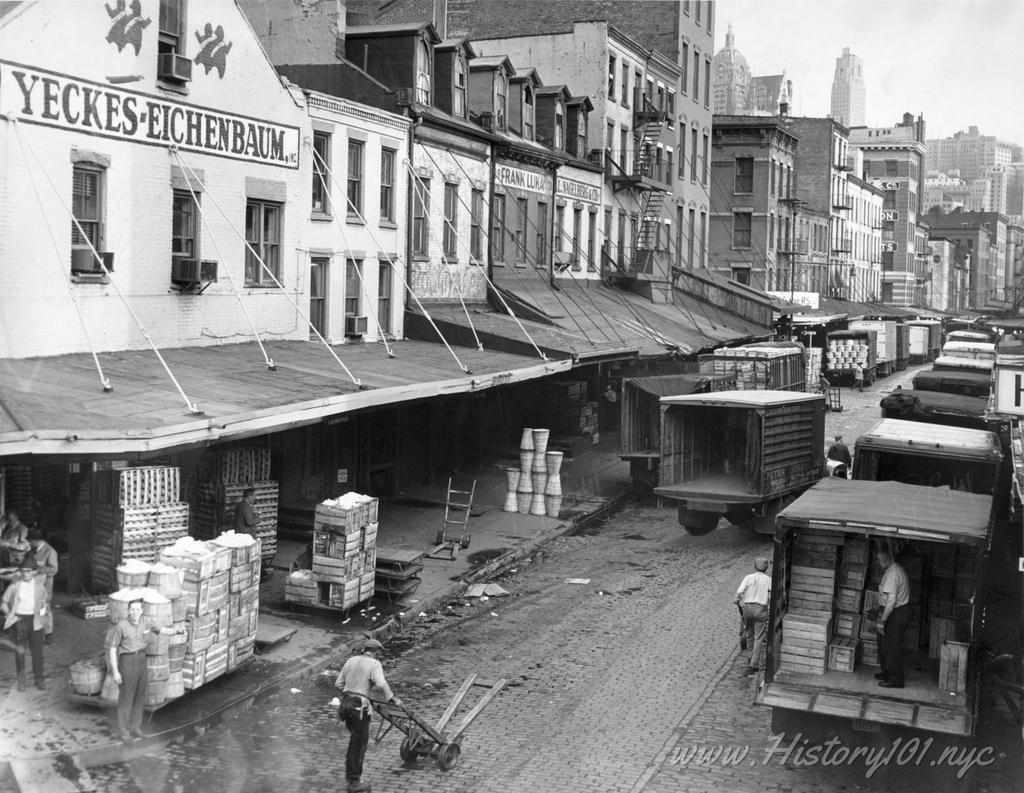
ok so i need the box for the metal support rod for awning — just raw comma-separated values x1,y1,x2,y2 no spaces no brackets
166,146,362,388
171,149,277,371
11,117,202,414
9,115,113,394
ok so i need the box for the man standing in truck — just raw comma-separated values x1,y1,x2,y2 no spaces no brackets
875,548,910,688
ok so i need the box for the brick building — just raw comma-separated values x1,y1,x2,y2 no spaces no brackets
849,113,928,306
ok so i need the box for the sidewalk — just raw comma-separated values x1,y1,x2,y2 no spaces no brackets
0,433,633,792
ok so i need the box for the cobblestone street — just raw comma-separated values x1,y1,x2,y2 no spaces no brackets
84,366,1024,793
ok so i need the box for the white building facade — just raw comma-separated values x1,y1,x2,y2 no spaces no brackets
0,0,310,359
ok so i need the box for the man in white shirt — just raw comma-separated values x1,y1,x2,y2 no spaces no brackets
875,548,911,688
735,556,771,676
0,557,47,691
336,638,402,793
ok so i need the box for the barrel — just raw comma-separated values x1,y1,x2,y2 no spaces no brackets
532,428,550,458
519,428,535,450
116,562,151,590
107,592,131,625
519,451,535,476
164,670,185,700
146,654,170,682
545,451,564,477
544,474,562,497
529,492,547,516
545,495,563,518
69,658,105,695
147,563,183,600
146,631,170,656
142,591,172,629
144,678,167,707
516,473,533,514
171,595,188,623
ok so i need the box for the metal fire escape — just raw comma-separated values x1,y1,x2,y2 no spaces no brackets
608,92,670,278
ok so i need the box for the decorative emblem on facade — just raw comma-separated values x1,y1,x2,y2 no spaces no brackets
105,0,150,56
194,24,233,79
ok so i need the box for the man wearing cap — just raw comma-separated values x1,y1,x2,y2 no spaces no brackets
105,599,184,741
0,557,48,691
336,638,402,793
735,557,772,676
25,529,58,644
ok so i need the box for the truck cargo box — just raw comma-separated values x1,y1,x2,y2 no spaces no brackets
757,478,992,737
912,368,992,398
849,320,898,365
699,342,806,392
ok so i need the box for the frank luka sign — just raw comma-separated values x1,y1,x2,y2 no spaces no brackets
0,61,299,168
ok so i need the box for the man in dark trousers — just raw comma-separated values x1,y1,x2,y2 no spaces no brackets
875,548,911,688
233,488,259,533
0,557,47,691
105,598,184,741
336,639,402,793
734,557,771,676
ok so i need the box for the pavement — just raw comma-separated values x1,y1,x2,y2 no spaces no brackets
0,431,634,792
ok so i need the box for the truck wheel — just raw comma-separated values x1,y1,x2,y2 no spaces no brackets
679,509,719,535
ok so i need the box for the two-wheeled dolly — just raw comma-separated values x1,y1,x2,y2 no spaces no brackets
371,673,506,771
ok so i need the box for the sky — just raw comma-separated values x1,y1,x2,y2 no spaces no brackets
713,0,1024,143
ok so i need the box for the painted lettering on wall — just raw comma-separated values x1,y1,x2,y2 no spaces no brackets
495,164,552,196
556,176,601,205
0,61,299,168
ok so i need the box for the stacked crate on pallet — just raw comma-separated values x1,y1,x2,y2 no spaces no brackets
285,493,378,611
860,590,882,666
191,448,279,564
829,537,867,666
781,531,841,675
158,532,260,690
779,612,831,675
90,467,190,592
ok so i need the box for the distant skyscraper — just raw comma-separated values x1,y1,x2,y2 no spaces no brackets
830,47,865,128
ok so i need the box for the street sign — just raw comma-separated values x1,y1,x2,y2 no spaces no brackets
881,241,899,253
882,209,899,222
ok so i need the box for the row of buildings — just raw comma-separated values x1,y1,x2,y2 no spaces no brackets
1,0,781,590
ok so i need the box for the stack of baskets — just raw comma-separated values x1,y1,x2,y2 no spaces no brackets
503,429,563,518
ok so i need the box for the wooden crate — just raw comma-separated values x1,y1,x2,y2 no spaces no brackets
938,641,969,693
862,590,883,613
833,611,862,638
861,638,880,666
312,554,357,583
838,564,867,590
828,636,861,672
929,616,959,659
836,587,863,612
843,538,869,565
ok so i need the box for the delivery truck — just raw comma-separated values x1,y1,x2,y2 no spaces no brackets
878,390,990,431
824,329,877,386
698,342,806,392
619,373,735,490
655,391,825,534
908,320,942,364
756,477,994,739
912,368,992,399
852,418,1003,496
849,320,898,377
894,322,911,371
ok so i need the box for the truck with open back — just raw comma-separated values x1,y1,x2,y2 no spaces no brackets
825,329,877,386
619,373,735,491
756,477,994,739
654,390,825,534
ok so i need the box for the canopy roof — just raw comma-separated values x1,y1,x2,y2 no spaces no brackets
777,478,993,544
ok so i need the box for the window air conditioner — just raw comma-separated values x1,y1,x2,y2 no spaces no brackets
71,249,114,273
345,315,368,336
158,52,193,83
172,258,218,284
199,260,219,282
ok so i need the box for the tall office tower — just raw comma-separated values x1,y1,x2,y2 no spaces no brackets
830,47,865,128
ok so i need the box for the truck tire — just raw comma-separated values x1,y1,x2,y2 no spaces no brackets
678,508,719,535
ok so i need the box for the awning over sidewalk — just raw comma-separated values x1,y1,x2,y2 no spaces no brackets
0,339,572,458
487,270,767,357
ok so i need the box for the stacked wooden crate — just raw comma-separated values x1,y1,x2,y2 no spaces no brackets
860,590,882,666
781,531,840,674
158,533,260,690
545,381,599,443
938,641,969,694
191,448,279,563
285,494,378,611
91,467,190,592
